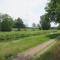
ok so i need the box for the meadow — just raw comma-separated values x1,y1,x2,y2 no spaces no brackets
33,34,60,60
0,30,59,60
35,40,60,60
0,30,50,41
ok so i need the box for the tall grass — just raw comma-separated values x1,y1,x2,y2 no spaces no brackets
0,30,58,60
0,34,50,60
0,30,49,41
35,41,60,60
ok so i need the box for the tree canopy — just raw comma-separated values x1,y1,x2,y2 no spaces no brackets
39,0,60,30
46,0,60,23
15,17,26,31
40,14,50,30
0,13,26,31
0,14,13,31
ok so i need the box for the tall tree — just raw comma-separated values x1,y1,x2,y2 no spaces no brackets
46,0,60,23
32,23,36,31
40,14,50,30
32,23,36,28
37,24,41,30
15,17,25,31
1,14,13,31
0,13,3,31
0,20,1,31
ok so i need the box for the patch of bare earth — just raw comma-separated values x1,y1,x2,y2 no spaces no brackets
13,40,56,60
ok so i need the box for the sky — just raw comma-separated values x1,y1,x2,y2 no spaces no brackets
0,0,58,27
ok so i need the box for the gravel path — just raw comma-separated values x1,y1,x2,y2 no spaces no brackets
13,40,56,60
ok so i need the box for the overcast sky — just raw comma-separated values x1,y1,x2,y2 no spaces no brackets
0,0,58,27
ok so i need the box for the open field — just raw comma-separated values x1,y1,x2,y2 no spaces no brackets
0,30,59,60
0,34,49,60
13,40,56,60
0,30,51,42
34,40,60,60
0,30,59,42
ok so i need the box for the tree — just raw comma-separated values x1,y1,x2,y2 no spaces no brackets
46,0,60,23
32,23,36,31
0,13,3,31
0,20,1,31
37,24,41,30
40,14,50,30
0,14,13,31
15,17,25,31
57,25,60,29
40,0,60,30
32,23,36,28
45,0,60,29
45,0,57,22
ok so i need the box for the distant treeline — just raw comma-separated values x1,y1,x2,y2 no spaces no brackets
0,0,60,32
0,14,26,31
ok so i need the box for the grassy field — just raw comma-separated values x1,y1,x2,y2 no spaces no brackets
0,30,59,60
0,30,51,42
34,40,60,60
0,35,49,60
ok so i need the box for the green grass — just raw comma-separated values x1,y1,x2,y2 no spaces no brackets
0,30,50,42
34,41,60,60
0,33,51,60
0,30,59,60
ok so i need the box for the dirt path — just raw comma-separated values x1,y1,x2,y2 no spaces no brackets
13,40,56,60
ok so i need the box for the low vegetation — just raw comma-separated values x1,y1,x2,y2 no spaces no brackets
0,30,51,42
34,40,60,60
0,31,52,60
0,31,40,41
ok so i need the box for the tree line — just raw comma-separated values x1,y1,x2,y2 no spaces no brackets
0,0,60,31
0,14,26,31
40,0,60,30
0,13,50,32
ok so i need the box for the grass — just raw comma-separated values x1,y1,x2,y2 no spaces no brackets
34,40,60,60
0,30,50,42
0,30,59,60
0,33,51,60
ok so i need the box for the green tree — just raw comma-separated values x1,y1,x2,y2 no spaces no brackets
37,24,41,30
0,13,3,31
46,0,60,23
45,0,57,22
15,17,25,31
0,20,1,31
32,23,36,28
32,23,36,31
45,0,60,29
1,14,13,31
40,14,50,30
